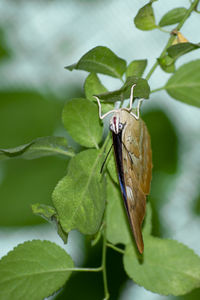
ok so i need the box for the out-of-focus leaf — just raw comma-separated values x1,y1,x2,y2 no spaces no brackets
159,7,187,27
32,203,68,243
0,136,74,161
165,60,200,107
0,90,66,226
96,77,150,103
134,3,157,31
52,149,106,235
126,59,147,78
157,55,175,73
62,98,103,148
143,109,178,174
0,90,62,148
0,157,68,226
65,46,126,79
0,28,10,60
0,240,74,300
124,235,200,296
167,42,200,59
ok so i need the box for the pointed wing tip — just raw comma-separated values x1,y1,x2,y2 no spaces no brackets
137,242,144,254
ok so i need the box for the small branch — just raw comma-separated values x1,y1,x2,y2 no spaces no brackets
102,229,110,299
150,86,165,93
106,243,125,254
145,0,199,81
156,26,171,34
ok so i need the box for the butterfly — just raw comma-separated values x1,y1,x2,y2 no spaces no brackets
94,84,152,253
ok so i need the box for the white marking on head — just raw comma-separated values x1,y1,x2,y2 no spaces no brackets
109,112,124,134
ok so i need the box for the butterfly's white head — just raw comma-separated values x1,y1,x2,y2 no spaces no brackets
109,112,124,134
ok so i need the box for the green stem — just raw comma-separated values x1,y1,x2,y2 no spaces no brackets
156,25,171,33
102,229,110,300
145,0,199,81
106,243,125,254
151,86,165,93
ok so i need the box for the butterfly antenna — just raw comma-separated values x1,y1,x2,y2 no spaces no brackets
100,143,113,173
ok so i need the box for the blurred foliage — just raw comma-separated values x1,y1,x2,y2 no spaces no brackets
143,109,178,237
0,27,10,60
0,90,68,226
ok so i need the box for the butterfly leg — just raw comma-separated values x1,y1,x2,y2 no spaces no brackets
93,95,118,120
127,84,136,111
130,98,144,120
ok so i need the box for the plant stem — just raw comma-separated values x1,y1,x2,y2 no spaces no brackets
106,243,125,254
151,86,165,93
102,228,110,300
145,0,199,81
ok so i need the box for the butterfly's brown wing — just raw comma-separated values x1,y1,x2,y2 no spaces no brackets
121,110,152,253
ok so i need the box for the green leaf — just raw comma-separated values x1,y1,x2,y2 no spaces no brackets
32,204,68,244
0,90,65,226
165,60,200,107
107,152,118,184
157,55,175,73
159,7,187,27
106,177,132,245
126,60,147,79
96,77,150,103
106,177,152,245
167,42,200,60
84,73,113,115
0,136,74,161
0,240,74,300
124,235,200,296
134,3,157,31
84,73,107,101
52,149,106,235
65,46,126,79
62,98,103,148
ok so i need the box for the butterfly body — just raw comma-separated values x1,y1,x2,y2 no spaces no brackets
110,110,152,253
94,84,152,253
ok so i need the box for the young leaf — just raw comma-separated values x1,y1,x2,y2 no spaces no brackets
165,60,200,107
134,3,157,31
167,42,200,60
65,46,126,79
106,177,152,245
124,235,200,296
96,77,150,103
126,60,147,79
157,55,175,73
84,73,107,101
159,7,187,27
0,240,74,300
62,98,103,148
52,149,106,235
84,73,113,115
0,136,74,161
32,203,68,244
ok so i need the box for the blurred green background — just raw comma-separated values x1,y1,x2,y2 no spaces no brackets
0,0,200,299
